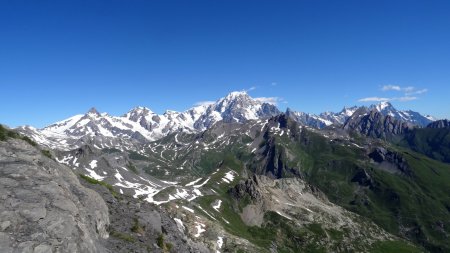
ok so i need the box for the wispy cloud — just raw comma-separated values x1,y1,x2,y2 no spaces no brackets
382,85,427,95
254,97,285,105
194,101,215,107
358,96,419,102
246,86,257,92
382,85,401,91
358,97,391,102
359,85,428,103
406,88,428,95
271,82,278,86
397,96,418,101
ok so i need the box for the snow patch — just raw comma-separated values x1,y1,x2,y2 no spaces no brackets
275,211,293,220
84,168,105,181
222,171,235,183
89,160,98,169
194,222,206,237
212,200,222,212
193,177,210,188
217,236,224,251
185,178,202,186
182,206,195,213
174,218,185,232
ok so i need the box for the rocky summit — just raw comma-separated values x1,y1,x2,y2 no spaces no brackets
1,91,449,253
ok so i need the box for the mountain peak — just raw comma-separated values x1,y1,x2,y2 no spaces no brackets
225,90,248,98
87,107,100,116
373,101,394,111
128,106,153,115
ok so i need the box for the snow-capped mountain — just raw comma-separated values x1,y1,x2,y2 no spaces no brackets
343,107,412,139
17,91,280,150
17,91,437,151
285,108,333,129
319,106,359,125
194,91,280,130
369,101,435,127
309,102,434,128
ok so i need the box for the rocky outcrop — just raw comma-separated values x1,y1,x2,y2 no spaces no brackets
285,108,329,129
351,168,374,187
344,109,412,139
228,175,263,203
0,138,109,253
369,147,413,176
427,119,450,129
249,114,304,179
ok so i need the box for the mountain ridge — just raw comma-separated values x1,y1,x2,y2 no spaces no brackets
16,91,439,152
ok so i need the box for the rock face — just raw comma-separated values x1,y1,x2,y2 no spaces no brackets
369,147,413,176
227,175,392,250
0,138,109,253
427,119,450,129
344,108,412,139
252,114,303,179
319,106,359,125
285,108,331,129
228,175,263,203
369,101,434,127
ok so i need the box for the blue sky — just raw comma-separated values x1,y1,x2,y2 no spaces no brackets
1,0,449,127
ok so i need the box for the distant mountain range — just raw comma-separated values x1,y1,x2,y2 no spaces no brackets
16,91,436,151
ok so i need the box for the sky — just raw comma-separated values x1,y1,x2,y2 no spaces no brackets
1,0,449,128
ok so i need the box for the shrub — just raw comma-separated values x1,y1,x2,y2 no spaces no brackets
79,174,120,199
127,162,139,174
41,150,52,159
110,229,135,242
0,124,38,146
131,218,144,234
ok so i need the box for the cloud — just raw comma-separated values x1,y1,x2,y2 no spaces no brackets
406,88,428,95
358,96,419,103
194,101,215,107
358,97,391,102
382,85,427,95
271,82,278,86
361,85,428,103
254,97,284,105
246,86,257,92
403,86,415,93
397,96,418,101
382,85,401,91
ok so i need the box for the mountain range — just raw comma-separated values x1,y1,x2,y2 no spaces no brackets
17,91,435,151
1,91,448,253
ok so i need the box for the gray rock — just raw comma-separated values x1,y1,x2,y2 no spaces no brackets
0,139,109,253
33,244,52,253
16,241,34,253
19,206,47,222
1,220,11,231
0,232,13,253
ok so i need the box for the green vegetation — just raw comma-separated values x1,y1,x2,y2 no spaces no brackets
109,229,135,242
259,127,450,252
369,240,422,253
398,127,450,163
195,196,347,252
191,123,442,251
156,234,173,252
131,218,144,234
0,124,37,146
41,149,52,159
79,174,120,199
127,162,139,174
129,151,151,161
102,147,121,153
